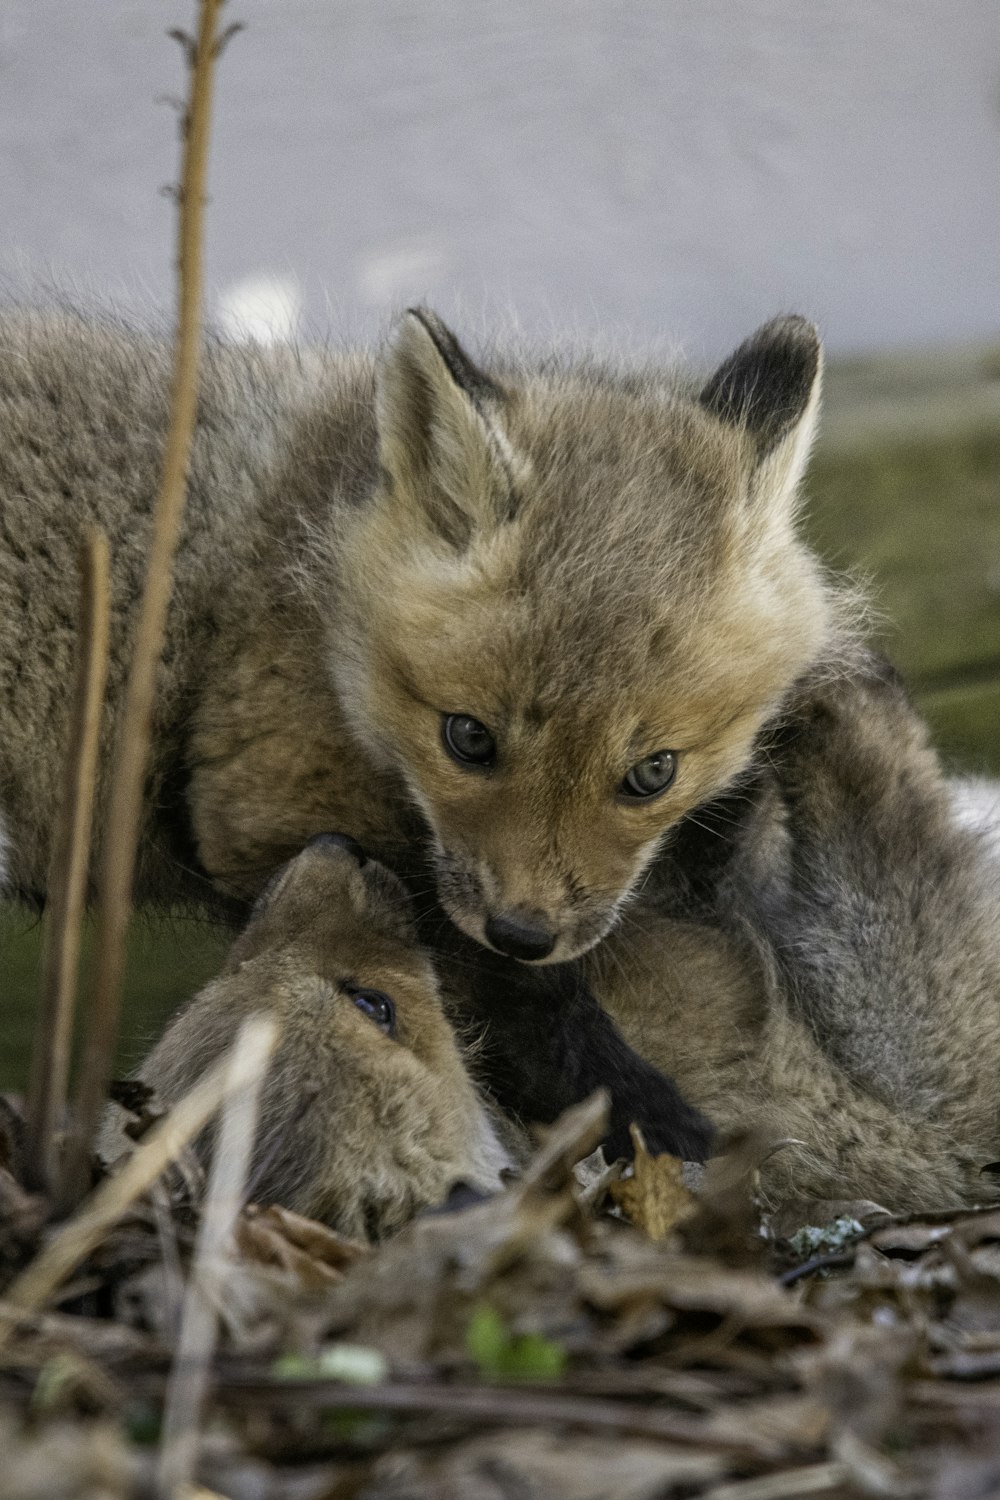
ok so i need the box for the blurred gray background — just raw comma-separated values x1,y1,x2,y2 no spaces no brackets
1,0,998,359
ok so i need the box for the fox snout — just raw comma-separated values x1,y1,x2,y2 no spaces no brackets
433,848,617,964
483,910,556,962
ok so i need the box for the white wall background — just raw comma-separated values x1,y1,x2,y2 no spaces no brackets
1,0,998,358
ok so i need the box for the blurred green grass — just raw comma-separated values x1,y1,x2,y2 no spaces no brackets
1,423,998,1089
0,908,227,1090
808,429,1000,772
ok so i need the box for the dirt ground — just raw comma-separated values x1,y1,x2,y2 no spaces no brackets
3,1093,1000,1499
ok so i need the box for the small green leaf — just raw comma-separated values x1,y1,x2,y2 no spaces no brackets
466,1302,567,1382
322,1408,394,1445
466,1303,508,1371
31,1354,82,1412
502,1331,568,1381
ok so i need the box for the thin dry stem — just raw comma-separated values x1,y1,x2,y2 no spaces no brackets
66,0,228,1206
701,1464,848,1500
24,530,111,1196
0,1016,278,1347
156,1016,276,1500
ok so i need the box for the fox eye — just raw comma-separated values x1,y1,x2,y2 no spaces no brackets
620,750,677,800
347,986,397,1036
442,713,496,767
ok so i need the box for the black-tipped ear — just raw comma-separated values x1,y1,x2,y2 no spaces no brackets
376,308,516,548
405,307,505,413
699,315,821,457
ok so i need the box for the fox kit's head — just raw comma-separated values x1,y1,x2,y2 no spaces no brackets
131,835,511,1239
335,310,835,963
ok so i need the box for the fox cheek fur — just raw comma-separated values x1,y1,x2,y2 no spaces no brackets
329,309,838,962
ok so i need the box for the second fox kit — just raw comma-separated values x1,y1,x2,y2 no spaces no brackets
104,834,516,1241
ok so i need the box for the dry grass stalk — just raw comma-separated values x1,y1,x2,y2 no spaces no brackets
156,1016,277,1500
24,530,111,1196
0,1016,278,1346
700,1464,848,1500
65,0,229,1205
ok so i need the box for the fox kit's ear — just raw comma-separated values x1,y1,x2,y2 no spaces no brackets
376,308,517,548
700,315,822,516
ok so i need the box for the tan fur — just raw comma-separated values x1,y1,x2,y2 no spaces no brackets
101,839,513,1240
0,307,838,962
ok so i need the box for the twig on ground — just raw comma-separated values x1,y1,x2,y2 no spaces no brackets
24,530,111,1197
778,1252,856,1287
0,1016,278,1346
156,1015,276,1500
700,1463,848,1500
214,1376,774,1460
64,0,230,1207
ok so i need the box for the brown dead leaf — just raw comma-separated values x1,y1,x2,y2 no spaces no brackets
236,1205,367,1291
609,1126,696,1241
769,1199,892,1244
0,1414,138,1498
244,1204,367,1272
521,1091,610,1192
579,1238,821,1344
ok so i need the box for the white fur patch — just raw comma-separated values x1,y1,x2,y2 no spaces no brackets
468,1112,517,1190
951,777,1000,856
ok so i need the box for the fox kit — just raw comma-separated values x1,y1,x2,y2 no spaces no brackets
2,304,998,1207
0,307,831,954
0,305,832,1161
103,834,514,1240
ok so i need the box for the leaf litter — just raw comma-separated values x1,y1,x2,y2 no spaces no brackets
2,1091,1000,1496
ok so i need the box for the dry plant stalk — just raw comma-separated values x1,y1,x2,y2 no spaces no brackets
0,1016,278,1345
700,1464,848,1500
65,0,229,1206
157,1017,276,1500
24,531,111,1196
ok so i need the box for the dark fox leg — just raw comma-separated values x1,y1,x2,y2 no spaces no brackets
414,902,715,1163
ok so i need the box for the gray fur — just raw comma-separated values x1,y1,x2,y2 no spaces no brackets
592,657,1000,1210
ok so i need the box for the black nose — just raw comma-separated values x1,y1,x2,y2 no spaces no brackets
484,913,556,962
307,832,367,866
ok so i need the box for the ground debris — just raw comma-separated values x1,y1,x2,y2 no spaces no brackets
608,1124,697,1239
2,1103,1000,1495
